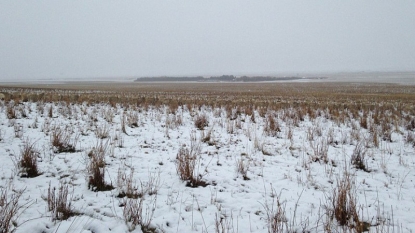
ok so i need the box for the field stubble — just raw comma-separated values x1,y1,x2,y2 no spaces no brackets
0,81,414,232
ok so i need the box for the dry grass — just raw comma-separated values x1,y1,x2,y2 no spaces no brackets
87,140,113,191
264,114,280,137
332,175,359,227
50,126,77,153
236,158,250,180
121,114,127,134
0,185,25,233
140,172,161,196
2,83,415,126
406,131,415,147
123,198,144,231
13,124,23,139
176,137,208,187
117,167,140,199
6,104,16,119
262,189,288,233
18,140,40,178
326,172,369,232
194,114,208,130
215,212,236,233
310,139,329,164
94,123,110,139
118,166,160,231
47,182,76,221
351,142,369,172
126,111,139,128
48,105,53,118
406,118,415,131
1,80,415,232
123,197,157,233
201,127,214,145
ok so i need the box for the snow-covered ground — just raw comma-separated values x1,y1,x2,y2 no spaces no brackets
0,100,414,232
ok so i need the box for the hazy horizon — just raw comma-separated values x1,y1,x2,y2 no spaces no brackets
1,1,414,80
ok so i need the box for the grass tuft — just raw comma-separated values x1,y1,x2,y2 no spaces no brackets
0,185,25,233
327,172,369,231
176,138,209,188
50,126,77,153
194,114,208,130
19,140,40,178
123,196,157,233
87,140,114,191
47,182,77,221
351,143,370,172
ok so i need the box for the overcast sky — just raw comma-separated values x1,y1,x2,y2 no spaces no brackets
1,1,414,80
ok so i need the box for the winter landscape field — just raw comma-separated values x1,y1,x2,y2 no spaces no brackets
0,81,415,233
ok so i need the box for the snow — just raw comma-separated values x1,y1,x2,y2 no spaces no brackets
0,100,414,232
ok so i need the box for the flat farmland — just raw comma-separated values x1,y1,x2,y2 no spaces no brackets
0,80,415,232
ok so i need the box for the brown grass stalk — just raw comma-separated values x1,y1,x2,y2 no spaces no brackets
19,139,40,178
47,182,76,221
0,185,25,233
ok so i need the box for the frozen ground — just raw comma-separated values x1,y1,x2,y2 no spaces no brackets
0,100,414,232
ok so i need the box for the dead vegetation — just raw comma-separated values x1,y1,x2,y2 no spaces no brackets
236,157,250,180
194,113,209,130
176,135,209,187
50,126,77,153
325,171,370,232
264,114,280,137
0,185,25,233
0,81,414,232
351,142,369,172
123,196,157,233
87,140,114,191
18,139,40,178
47,182,77,221
261,188,288,233
117,167,140,199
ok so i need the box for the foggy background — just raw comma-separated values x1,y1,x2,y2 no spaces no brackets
1,1,414,80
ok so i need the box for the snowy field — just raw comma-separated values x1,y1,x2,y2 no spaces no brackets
0,85,415,233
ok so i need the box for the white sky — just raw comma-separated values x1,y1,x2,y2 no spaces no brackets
1,1,414,79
